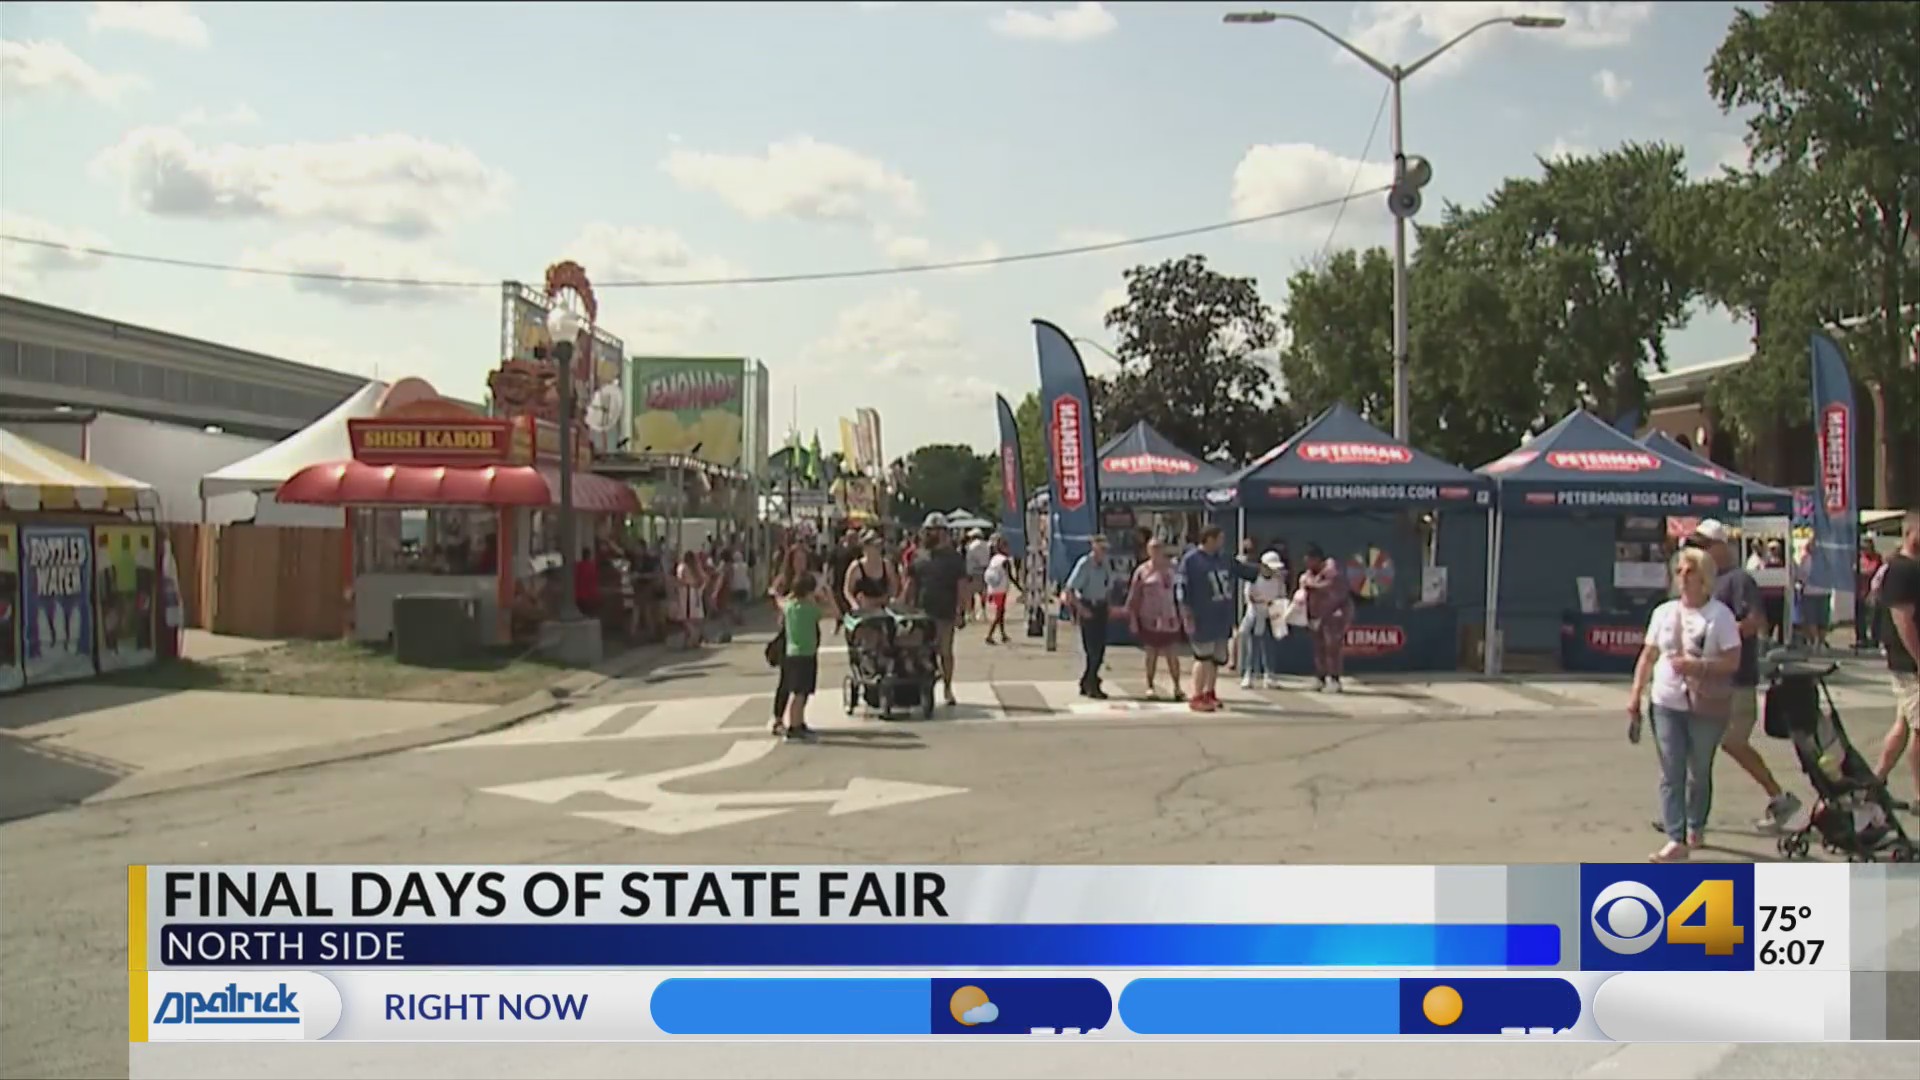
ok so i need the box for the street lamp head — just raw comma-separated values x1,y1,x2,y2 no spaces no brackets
1511,14,1567,28
1223,11,1279,24
546,305,586,346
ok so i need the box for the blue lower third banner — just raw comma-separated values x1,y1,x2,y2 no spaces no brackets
157,923,1560,968
649,978,1114,1035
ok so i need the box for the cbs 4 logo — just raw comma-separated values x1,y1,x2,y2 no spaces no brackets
1589,878,1747,957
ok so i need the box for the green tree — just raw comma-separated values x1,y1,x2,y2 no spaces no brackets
1012,390,1047,497
1099,254,1292,462
1685,167,1862,448
1707,0,1920,499
894,444,989,525
1276,146,1703,466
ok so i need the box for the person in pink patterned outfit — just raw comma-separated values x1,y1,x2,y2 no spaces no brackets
1125,537,1186,701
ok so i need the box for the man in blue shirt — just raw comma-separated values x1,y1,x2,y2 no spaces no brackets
1065,534,1118,698
1178,525,1268,712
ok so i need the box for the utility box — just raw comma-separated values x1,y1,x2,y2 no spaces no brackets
393,593,480,666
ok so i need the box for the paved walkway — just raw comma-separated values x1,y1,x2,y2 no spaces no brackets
0,685,485,821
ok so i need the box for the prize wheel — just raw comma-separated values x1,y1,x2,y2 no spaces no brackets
1345,547,1396,600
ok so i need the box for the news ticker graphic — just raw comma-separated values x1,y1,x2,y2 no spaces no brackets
129,864,1920,1043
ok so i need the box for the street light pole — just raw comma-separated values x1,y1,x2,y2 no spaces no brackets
547,305,586,622
1224,10,1564,442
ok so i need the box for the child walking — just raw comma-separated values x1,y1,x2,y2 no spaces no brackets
773,572,824,741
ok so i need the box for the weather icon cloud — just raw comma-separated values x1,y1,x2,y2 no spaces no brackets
961,1002,999,1025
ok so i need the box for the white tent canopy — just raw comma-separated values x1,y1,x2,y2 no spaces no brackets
200,381,385,499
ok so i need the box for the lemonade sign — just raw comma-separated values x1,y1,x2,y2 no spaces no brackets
630,357,746,469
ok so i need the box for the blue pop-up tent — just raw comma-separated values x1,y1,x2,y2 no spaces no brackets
1214,403,1493,510
1094,420,1229,507
1479,410,1744,516
1476,409,1747,674
1638,430,1791,517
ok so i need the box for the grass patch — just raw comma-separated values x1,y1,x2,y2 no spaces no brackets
102,639,571,705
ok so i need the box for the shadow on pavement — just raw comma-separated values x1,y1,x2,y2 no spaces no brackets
0,736,129,823
806,730,926,751
0,683,194,730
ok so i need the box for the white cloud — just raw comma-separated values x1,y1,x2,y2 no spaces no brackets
873,225,935,265
563,222,737,284
1059,227,1127,248
93,127,512,237
869,227,1001,275
1346,2,1652,77
0,213,109,285
1541,136,1591,163
234,230,486,307
806,289,966,377
611,306,717,354
1593,68,1630,102
0,39,142,104
1230,143,1393,237
1086,284,1129,334
991,2,1116,43
178,103,260,127
89,2,209,48
662,136,919,224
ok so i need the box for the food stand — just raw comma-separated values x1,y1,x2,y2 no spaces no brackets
1477,410,1744,674
1210,403,1493,675
1,427,163,693
275,381,637,647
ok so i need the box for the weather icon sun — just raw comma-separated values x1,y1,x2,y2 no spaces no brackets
948,985,999,1026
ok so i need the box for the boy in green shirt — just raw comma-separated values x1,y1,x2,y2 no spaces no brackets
775,572,823,740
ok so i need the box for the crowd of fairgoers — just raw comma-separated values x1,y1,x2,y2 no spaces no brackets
738,510,1920,863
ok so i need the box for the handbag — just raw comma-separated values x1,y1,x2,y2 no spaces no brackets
1284,589,1311,628
764,626,785,667
1671,604,1733,718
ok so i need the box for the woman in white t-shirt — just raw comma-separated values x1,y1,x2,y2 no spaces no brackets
1628,546,1743,862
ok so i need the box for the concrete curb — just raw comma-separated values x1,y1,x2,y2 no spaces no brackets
82,642,669,808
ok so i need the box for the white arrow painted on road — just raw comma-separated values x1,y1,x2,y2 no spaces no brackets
479,738,967,835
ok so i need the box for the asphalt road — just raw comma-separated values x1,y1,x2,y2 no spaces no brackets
5,628,1916,1079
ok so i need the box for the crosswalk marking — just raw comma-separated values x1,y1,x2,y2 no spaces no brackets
434,671,1904,753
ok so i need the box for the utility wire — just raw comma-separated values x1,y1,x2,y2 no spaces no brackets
1318,82,1392,261
0,185,1392,292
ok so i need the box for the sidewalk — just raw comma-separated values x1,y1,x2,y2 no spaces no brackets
0,638,672,821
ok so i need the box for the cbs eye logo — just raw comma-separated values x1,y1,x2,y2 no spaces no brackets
1589,879,1746,956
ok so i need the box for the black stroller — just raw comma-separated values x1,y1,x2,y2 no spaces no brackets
1763,652,1917,862
841,609,941,720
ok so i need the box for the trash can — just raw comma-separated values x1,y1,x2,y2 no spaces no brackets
393,593,481,666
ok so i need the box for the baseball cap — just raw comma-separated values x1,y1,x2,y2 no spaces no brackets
1691,519,1731,544
1260,551,1285,570
922,511,949,529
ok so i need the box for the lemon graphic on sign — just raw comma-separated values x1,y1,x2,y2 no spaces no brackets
948,985,998,1026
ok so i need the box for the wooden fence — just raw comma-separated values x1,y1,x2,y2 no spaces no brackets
164,523,345,639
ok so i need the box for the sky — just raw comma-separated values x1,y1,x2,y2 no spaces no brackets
1,1,1760,455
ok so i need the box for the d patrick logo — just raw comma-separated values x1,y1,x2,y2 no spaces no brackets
1050,397,1087,510
148,971,342,1041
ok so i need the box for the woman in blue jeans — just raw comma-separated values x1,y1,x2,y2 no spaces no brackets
1628,546,1742,862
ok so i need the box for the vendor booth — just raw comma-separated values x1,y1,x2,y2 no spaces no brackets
1478,410,1744,674
1639,429,1797,634
1091,421,1230,643
2,427,165,692
275,379,638,647
1212,404,1493,675
1029,422,1229,643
